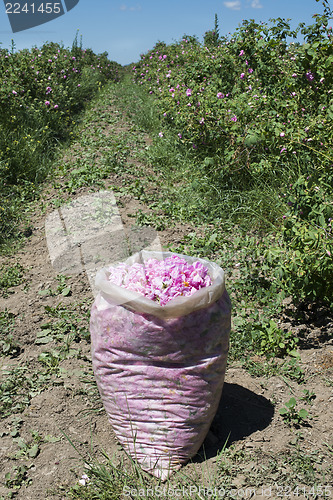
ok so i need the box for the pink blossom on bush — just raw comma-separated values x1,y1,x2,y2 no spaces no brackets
306,71,314,82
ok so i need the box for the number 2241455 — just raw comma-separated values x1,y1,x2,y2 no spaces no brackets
276,485,332,497
6,3,62,14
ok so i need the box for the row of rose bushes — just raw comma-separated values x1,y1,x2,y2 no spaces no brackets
0,39,122,182
0,39,122,242
132,11,333,305
132,17,332,178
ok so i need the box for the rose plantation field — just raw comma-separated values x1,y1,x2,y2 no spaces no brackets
0,1,332,499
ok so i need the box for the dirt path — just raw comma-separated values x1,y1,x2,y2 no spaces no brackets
0,84,196,499
0,83,332,499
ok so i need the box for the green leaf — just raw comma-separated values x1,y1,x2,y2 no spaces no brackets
28,444,39,458
61,287,71,297
44,435,62,443
36,329,52,337
298,409,309,419
244,134,259,147
35,336,53,345
286,397,296,408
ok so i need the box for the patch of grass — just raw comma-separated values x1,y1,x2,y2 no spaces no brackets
65,444,156,500
134,209,168,231
0,366,49,418
0,263,25,297
39,301,90,343
113,74,161,133
0,310,21,358
0,301,91,420
34,302,91,380
0,334,21,359
265,446,330,490
56,156,117,194
13,433,40,460
300,389,316,405
215,442,332,494
63,431,331,500
0,310,15,335
280,358,305,383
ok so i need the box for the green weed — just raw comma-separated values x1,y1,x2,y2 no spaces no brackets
4,464,32,493
280,358,305,383
0,366,48,418
250,320,299,358
135,209,167,231
38,274,71,298
0,263,25,296
300,389,316,405
279,397,310,427
13,434,40,460
0,311,20,357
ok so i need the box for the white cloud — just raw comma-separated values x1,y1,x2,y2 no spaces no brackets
251,0,263,8
119,4,142,11
224,1,241,10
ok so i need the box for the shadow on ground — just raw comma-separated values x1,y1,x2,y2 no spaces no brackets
194,382,274,462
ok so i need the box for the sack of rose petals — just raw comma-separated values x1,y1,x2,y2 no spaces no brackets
90,250,231,480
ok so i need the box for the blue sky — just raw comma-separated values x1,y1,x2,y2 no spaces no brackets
0,1,330,65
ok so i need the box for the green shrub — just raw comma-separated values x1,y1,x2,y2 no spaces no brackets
265,175,333,305
0,38,123,244
131,1,333,306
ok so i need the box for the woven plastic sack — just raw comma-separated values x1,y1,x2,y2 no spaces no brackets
90,250,231,480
